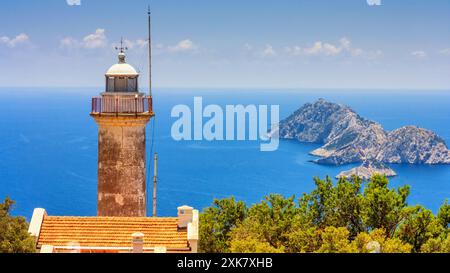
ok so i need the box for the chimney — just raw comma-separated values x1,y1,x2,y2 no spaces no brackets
177,205,194,228
187,210,199,253
28,208,47,241
132,232,144,253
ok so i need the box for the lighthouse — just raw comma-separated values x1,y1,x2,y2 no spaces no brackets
27,10,199,253
90,43,153,217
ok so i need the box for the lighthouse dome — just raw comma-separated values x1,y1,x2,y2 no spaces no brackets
106,63,138,76
105,52,139,77
105,51,139,93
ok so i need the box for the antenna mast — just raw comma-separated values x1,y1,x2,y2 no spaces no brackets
148,5,152,97
152,153,158,217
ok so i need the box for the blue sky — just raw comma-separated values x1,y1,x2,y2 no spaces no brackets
0,0,449,89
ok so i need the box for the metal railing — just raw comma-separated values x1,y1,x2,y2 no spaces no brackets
91,96,153,115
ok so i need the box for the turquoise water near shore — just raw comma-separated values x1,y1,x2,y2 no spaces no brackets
1,88,450,219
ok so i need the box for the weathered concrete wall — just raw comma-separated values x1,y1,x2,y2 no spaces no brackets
93,115,151,217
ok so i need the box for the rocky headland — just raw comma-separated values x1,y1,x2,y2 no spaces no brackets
277,99,450,179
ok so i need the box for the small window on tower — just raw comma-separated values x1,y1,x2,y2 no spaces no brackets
128,77,137,92
107,77,115,92
115,77,127,92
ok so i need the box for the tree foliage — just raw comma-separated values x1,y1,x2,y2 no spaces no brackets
299,176,365,238
199,197,247,253
362,175,410,237
421,234,450,253
0,197,35,253
396,206,443,252
199,175,450,253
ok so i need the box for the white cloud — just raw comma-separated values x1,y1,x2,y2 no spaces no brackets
83,29,107,49
0,33,30,48
168,39,197,52
284,37,380,60
121,39,198,55
439,48,450,56
411,50,427,59
108,38,197,55
60,28,107,49
110,39,148,50
245,43,276,58
350,48,363,57
66,0,81,6
340,37,351,49
60,37,79,48
61,32,196,55
366,0,381,6
305,42,342,56
135,39,148,48
303,42,323,55
323,43,342,55
284,45,302,56
261,44,276,57
286,41,338,56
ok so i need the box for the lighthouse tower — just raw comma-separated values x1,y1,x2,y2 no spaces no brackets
90,44,153,217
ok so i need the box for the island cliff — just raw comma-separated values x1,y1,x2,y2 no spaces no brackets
278,99,450,178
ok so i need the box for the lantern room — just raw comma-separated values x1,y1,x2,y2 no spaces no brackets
105,51,139,93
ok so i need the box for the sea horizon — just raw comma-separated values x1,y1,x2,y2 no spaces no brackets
2,86,450,92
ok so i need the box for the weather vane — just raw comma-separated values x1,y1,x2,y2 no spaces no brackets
115,37,128,53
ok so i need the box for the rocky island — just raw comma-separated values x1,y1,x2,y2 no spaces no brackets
278,99,450,179
336,160,397,180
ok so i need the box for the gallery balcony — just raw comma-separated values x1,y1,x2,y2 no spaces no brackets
91,96,153,117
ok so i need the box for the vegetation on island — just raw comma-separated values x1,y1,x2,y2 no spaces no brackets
0,197,35,253
199,175,450,253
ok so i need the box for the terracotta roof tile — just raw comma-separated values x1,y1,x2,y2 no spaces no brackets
37,216,189,250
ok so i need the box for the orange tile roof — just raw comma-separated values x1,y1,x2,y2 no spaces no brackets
37,216,189,250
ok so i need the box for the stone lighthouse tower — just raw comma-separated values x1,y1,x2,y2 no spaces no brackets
90,44,153,217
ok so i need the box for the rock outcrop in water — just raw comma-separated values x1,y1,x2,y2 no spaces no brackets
336,160,397,180
376,126,450,164
278,99,450,178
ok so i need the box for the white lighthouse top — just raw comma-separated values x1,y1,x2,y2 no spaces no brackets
105,52,139,77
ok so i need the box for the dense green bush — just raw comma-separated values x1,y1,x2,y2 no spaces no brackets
0,197,35,253
199,174,450,253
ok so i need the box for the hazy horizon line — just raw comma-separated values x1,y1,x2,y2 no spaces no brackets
1,86,450,92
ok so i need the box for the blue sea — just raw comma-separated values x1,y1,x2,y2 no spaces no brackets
1,88,450,219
